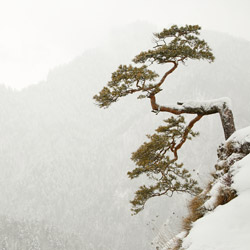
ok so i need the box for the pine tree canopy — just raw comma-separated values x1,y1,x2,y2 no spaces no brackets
94,25,214,108
128,116,202,214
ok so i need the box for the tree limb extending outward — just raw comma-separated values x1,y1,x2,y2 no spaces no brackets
150,95,235,139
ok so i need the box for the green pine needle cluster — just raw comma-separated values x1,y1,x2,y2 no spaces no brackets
93,65,158,108
133,25,214,65
128,116,202,214
93,24,214,108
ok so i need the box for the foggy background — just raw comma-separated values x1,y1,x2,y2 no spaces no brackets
0,22,249,249
0,1,250,249
0,0,250,89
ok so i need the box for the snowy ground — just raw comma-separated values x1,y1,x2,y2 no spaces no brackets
182,127,250,250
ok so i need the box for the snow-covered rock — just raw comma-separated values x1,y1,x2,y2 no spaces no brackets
182,127,250,250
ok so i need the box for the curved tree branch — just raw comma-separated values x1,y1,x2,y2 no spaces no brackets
173,114,203,160
156,61,178,89
150,95,235,140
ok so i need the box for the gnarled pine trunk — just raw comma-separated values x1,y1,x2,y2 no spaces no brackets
150,95,236,140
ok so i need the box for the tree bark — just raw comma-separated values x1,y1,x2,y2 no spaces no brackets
150,95,236,140
218,102,236,140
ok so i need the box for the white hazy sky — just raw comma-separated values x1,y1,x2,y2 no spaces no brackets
0,0,250,89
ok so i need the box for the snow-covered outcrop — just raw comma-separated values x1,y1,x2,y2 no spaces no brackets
181,127,250,250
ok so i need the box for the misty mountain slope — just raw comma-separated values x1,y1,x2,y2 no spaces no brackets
0,23,249,250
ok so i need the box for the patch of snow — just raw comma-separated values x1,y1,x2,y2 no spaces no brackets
231,154,250,194
163,231,187,250
203,182,224,210
227,126,250,145
182,97,232,110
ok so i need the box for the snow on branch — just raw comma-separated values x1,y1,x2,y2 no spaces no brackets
150,96,235,140
150,96,232,115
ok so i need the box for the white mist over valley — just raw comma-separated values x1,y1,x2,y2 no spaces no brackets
0,22,249,249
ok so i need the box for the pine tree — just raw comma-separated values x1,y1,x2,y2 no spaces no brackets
94,25,235,214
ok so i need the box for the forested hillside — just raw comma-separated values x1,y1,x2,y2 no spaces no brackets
0,23,249,249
